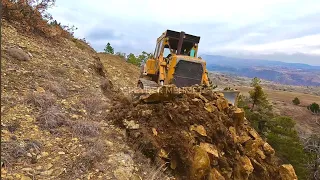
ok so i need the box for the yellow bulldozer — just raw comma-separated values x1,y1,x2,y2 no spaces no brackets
137,30,240,106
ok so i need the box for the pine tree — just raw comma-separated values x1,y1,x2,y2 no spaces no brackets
104,42,114,54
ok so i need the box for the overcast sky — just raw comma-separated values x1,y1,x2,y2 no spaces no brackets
49,0,320,65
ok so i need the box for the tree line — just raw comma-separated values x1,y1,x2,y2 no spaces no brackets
103,42,153,66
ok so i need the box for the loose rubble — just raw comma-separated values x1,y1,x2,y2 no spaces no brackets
109,85,298,180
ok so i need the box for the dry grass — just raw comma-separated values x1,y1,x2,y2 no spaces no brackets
36,105,67,130
1,140,42,168
1,141,27,167
25,91,56,110
81,95,108,116
65,138,106,178
71,121,100,137
44,80,67,98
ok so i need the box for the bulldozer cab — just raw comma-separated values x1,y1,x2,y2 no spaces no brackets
154,30,200,59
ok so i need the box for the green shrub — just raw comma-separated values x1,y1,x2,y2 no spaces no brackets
307,102,319,114
266,116,310,179
292,97,300,105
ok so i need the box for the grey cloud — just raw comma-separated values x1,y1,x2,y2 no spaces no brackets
224,13,320,45
86,27,123,41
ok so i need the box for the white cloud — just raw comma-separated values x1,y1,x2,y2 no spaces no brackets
216,34,320,55
48,0,320,64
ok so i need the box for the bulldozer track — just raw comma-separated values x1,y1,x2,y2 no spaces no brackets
137,78,160,89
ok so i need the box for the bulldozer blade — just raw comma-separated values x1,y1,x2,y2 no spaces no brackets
216,90,240,107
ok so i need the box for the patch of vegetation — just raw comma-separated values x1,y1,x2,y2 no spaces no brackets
307,102,319,114
103,42,153,66
1,140,42,168
80,95,108,116
266,116,309,179
44,80,67,98
303,134,320,180
36,105,68,130
66,138,106,178
292,97,300,105
2,0,78,38
25,91,57,110
249,77,269,111
104,42,114,54
126,51,153,66
71,121,101,137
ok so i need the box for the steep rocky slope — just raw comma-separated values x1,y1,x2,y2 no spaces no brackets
1,20,165,180
1,19,297,180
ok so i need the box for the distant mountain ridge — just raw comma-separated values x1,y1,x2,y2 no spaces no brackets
201,54,320,86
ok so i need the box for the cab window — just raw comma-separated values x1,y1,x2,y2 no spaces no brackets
163,46,171,58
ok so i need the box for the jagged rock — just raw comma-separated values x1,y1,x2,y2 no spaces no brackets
229,126,238,143
233,108,245,127
190,146,211,180
208,168,225,180
7,47,30,61
216,98,229,111
250,158,268,177
190,125,207,136
204,103,217,113
263,142,275,156
279,164,298,180
197,94,209,103
248,128,260,140
244,139,263,158
199,142,219,158
233,155,254,180
238,133,252,144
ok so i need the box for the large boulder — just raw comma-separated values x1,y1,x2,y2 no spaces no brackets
233,155,254,180
7,47,30,61
190,146,211,180
279,164,298,180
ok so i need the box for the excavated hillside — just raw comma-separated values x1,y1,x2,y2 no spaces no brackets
1,19,297,180
1,20,168,180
